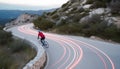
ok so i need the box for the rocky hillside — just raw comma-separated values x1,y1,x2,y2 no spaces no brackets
34,0,120,26
34,0,120,42
6,13,39,27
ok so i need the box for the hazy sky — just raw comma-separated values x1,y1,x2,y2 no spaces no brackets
0,0,69,10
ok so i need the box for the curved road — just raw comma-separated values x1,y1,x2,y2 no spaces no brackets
8,23,120,69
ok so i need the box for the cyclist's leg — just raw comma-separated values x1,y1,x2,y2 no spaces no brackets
41,37,45,46
41,38,44,46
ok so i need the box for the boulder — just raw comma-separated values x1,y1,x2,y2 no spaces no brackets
104,17,117,26
89,8,105,15
56,16,68,25
83,4,92,9
79,15,90,23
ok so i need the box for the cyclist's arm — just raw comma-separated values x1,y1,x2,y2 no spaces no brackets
37,33,39,39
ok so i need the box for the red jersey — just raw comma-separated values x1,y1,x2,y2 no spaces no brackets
38,32,45,38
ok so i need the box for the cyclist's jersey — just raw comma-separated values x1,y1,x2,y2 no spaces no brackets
38,32,45,38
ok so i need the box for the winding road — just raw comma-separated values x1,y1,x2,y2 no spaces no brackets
8,23,120,69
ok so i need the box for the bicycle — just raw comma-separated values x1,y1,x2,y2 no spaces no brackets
40,39,49,48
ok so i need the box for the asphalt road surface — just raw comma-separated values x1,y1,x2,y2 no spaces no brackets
8,23,120,69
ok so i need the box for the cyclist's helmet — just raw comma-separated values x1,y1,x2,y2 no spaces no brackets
38,30,41,32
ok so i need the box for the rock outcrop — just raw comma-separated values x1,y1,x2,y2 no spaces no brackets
40,0,120,28
6,13,39,27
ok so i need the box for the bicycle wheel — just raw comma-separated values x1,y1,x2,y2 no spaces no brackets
44,41,49,48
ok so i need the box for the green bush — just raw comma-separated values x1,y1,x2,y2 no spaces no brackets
86,0,111,8
33,17,55,30
0,30,13,45
51,14,59,19
49,9,58,16
86,0,112,4
81,22,107,37
55,18,120,42
78,7,85,13
90,1,106,8
9,40,28,53
73,14,83,22
104,25,120,38
62,6,69,12
62,2,69,8
72,13,88,22
81,21,120,42
110,1,120,14
0,53,13,69
86,0,94,4
0,38,36,69
0,25,3,30
56,23,82,34
0,28,36,69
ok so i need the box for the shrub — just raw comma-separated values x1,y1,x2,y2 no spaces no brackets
86,0,112,4
110,1,120,14
62,7,69,12
81,20,120,42
62,2,69,8
0,30,13,45
0,53,13,69
86,0,94,4
106,0,112,3
9,40,28,53
67,12,88,23
56,23,82,34
73,13,83,22
46,12,51,15
0,25,3,30
33,17,55,30
39,20,54,30
72,7,77,11
100,24,120,42
68,7,80,14
81,21,108,37
0,39,36,69
54,18,120,42
90,1,106,8
0,37,36,69
49,9,58,16
51,14,59,19
78,7,85,13
0,28,36,69
104,24,120,37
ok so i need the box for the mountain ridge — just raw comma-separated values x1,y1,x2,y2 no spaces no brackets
0,9,55,25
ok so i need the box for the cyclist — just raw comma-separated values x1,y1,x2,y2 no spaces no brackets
37,30,45,46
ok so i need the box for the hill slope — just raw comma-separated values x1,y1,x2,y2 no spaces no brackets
33,0,120,43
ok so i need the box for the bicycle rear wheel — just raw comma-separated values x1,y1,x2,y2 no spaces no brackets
44,41,49,48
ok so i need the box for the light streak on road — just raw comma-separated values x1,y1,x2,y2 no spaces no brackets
67,38,115,69
17,24,116,69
